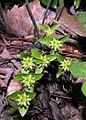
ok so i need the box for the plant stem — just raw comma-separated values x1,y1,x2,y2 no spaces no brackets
25,0,40,39
42,0,52,24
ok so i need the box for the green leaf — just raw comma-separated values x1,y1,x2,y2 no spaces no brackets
38,24,48,31
59,0,64,8
83,24,86,31
81,82,86,96
20,52,29,60
7,91,23,100
38,36,52,46
50,24,61,32
74,0,81,9
55,53,64,62
32,73,43,81
40,0,59,9
56,69,64,78
27,92,36,99
60,34,70,43
46,55,56,62
69,61,86,79
18,106,28,117
31,49,41,59
78,13,86,23
35,66,43,74
13,73,27,80
34,58,43,64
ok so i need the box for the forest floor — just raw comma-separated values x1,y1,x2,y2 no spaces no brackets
0,1,86,120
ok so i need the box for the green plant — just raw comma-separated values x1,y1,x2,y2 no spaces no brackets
74,0,81,9
78,12,86,31
7,23,86,117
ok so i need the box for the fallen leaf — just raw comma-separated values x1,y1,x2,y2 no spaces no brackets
3,1,55,37
59,7,86,37
7,79,22,96
0,48,11,59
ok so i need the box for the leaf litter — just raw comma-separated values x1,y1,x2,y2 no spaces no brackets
0,0,86,120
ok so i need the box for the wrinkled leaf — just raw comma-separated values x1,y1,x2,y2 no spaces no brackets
69,61,86,79
81,82,86,96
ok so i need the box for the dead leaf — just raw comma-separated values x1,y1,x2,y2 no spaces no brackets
59,7,86,37
0,48,11,59
7,79,22,96
3,1,55,37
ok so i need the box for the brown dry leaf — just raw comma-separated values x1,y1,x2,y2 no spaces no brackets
59,7,86,37
3,4,32,37
3,1,55,37
0,48,11,59
7,79,22,96
11,59,21,69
